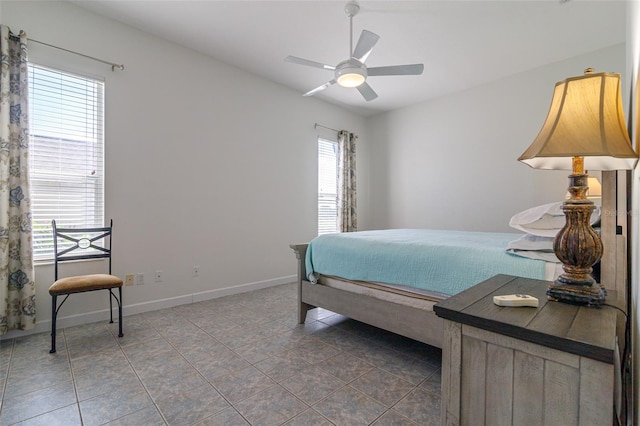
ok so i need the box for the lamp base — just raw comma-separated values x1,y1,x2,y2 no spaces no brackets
550,162,604,306
546,281,606,306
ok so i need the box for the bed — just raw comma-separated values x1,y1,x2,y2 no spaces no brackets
291,173,627,349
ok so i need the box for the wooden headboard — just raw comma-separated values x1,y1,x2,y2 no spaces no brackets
600,170,629,311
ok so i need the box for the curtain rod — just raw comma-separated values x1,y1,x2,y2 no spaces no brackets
29,38,125,71
314,123,359,139
314,123,339,133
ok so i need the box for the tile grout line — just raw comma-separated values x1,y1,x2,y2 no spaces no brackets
104,324,170,425
187,312,322,425
176,306,322,425
0,338,15,419
183,308,276,425
378,374,439,426
61,329,86,425
113,321,171,425
293,320,433,425
147,311,252,425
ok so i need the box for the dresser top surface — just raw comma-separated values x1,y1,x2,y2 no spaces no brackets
433,274,619,363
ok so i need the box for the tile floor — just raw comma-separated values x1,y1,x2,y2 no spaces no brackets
0,282,442,425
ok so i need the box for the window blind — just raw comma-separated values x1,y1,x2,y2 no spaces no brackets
318,138,338,235
28,64,105,260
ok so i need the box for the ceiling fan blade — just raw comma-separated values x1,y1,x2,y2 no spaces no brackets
357,82,378,102
303,79,337,97
285,56,335,71
367,64,424,76
352,30,380,63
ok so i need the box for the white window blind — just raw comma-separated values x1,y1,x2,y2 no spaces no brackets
28,64,105,261
318,138,338,235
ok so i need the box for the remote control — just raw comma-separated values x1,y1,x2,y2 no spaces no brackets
493,294,539,308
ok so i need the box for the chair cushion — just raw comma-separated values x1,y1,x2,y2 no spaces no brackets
49,274,123,295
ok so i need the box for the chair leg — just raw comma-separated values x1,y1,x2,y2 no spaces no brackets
50,295,57,354
118,286,123,338
109,289,114,324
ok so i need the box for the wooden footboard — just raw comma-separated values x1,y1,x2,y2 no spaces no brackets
290,244,444,348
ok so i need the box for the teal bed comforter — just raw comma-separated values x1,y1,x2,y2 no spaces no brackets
305,229,547,296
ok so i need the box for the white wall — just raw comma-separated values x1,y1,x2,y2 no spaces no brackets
1,0,370,335
628,1,640,422
366,44,626,233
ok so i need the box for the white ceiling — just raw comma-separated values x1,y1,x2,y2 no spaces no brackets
71,0,626,117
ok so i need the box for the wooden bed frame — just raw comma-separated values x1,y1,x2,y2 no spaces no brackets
290,243,445,347
290,172,627,349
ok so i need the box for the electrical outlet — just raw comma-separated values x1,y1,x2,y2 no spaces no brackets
155,270,163,282
136,273,145,285
193,266,199,278
125,274,134,286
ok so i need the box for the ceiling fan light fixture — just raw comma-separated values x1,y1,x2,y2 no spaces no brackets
337,71,366,88
335,60,367,88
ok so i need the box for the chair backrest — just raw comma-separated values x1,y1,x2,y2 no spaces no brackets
52,219,115,280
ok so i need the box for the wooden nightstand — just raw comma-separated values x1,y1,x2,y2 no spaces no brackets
434,274,620,426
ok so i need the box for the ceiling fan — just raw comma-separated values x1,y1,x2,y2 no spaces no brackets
285,1,424,102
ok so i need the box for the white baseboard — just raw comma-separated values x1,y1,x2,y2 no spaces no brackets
0,275,296,341
191,275,294,303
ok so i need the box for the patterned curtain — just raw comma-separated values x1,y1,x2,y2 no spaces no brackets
0,26,35,333
337,130,357,232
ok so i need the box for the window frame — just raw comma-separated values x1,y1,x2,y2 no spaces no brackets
28,62,106,262
318,137,339,235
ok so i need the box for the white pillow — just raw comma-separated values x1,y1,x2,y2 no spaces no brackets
506,233,554,251
509,201,601,237
506,233,559,262
507,248,560,263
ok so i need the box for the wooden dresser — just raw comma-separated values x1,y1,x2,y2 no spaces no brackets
434,274,620,426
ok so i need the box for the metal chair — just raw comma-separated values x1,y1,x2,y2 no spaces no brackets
48,219,123,353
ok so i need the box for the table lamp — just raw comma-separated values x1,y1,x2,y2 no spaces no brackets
518,68,638,305
586,177,602,199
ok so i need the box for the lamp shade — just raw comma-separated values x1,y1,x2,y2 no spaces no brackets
518,70,638,171
587,177,602,198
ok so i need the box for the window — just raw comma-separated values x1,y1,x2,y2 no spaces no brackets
28,64,105,260
318,138,338,234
